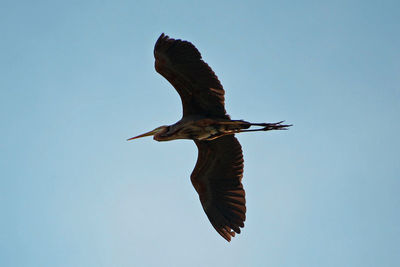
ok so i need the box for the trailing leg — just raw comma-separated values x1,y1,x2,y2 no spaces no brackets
242,121,292,132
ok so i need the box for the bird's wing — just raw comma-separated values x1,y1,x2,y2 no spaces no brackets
191,135,246,241
154,33,230,119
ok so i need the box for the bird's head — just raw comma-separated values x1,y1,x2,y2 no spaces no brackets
127,126,169,141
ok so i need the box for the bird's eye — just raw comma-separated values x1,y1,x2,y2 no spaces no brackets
159,126,170,137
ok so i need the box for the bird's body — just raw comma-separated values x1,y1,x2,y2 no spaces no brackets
129,33,291,241
153,117,250,141
132,117,287,142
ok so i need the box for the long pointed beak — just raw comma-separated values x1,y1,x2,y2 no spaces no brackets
126,126,163,141
127,128,159,141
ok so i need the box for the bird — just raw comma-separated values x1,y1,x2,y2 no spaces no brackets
128,33,291,242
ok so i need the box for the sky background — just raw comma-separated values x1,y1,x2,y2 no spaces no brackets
1,0,399,266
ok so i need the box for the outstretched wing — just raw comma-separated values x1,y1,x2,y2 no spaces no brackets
154,33,230,119
191,135,246,241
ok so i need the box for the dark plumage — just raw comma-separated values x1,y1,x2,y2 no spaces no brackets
128,33,291,241
154,33,228,119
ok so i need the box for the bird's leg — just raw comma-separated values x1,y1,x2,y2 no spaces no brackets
238,121,292,133
204,120,292,140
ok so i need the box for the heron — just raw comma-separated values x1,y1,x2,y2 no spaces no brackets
128,33,291,241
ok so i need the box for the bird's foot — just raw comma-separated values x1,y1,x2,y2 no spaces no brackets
259,121,293,131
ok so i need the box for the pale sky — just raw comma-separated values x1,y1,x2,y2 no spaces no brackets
1,0,399,266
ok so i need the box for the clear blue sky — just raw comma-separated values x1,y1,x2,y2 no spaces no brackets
1,0,399,266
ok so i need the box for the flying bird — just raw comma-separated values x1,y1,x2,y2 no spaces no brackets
128,33,291,242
